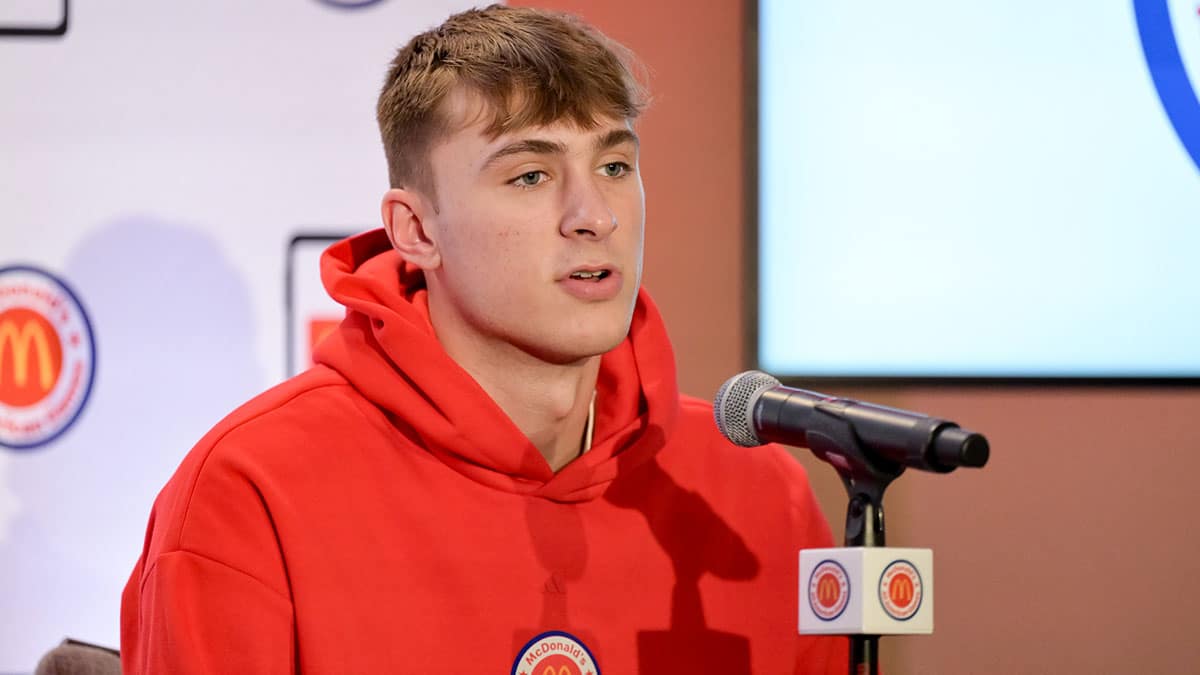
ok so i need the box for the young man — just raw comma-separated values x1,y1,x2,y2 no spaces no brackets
121,6,847,673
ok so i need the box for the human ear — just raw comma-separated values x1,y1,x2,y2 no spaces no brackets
381,188,441,270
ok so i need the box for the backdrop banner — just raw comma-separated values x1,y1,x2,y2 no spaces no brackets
0,1,475,670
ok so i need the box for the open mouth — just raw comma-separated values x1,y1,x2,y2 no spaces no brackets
568,270,611,282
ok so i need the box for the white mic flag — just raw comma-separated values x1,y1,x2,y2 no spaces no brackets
799,548,934,636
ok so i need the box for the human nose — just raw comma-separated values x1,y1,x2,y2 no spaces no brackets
559,172,618,240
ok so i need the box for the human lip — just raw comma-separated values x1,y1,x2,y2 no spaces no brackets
558,264,622,301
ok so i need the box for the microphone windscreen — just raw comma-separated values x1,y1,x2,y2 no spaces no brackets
713,370,780,447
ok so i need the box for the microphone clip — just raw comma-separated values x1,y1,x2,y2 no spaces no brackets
799,402,905,548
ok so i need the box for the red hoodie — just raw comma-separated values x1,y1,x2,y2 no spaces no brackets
121,230,847,674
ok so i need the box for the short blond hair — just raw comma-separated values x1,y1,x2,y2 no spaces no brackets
376,4,647,196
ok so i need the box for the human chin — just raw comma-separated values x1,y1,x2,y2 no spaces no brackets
525,311,632,364
572,305,635,355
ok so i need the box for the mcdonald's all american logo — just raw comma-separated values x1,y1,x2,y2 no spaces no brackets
0,266,95,450
511,631,599,675
878,560,923,621
808,560,850,621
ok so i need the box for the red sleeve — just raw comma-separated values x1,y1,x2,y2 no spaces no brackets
121,550,294,674
120,426,297,674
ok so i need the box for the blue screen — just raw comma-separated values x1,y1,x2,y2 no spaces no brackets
758,1,1200,378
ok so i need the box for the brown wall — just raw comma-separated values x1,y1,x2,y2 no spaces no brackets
517,0,1200,672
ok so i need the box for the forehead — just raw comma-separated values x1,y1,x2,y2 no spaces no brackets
437,87,634,152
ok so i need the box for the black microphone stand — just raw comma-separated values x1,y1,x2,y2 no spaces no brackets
802,410,908,675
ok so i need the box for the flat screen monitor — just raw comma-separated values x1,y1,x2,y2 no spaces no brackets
756,0,1200,382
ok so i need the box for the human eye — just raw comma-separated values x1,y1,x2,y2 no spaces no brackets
600,161,632,178
510,170,548,189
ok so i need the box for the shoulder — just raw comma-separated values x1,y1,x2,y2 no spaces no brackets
199,366,368,448
139,366,376,566
183,364,396,472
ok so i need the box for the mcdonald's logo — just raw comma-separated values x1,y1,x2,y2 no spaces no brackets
0,307,63,407
888,574,914,608
808,560,850,621
0,266,95,451
521,654,583,675
816,573,842,609
879,560,923,621
511,631,598,675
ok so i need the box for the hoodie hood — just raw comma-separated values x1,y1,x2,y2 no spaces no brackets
313,229,680,503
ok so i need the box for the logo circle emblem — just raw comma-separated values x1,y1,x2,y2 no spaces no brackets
315,0,387,8
808,559,850,621
1135,0,1200,172
511,631,600,675
0,266,95,450
878,560,923,621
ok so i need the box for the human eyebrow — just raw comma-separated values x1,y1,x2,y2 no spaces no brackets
480,139,567,172
594,128,639,153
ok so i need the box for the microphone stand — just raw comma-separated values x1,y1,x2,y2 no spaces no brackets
713,372,988,673
803,414,907,675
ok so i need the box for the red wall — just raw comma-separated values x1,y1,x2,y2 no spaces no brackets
516,1,1200,671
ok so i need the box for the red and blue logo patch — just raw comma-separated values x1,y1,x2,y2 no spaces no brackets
807,559,850,621
511,631,600,675
878,560,923,621
0,266,95,450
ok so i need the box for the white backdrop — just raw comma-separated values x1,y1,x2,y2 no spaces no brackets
0,0,476,670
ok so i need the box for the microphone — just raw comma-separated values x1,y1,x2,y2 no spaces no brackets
714,371,989,473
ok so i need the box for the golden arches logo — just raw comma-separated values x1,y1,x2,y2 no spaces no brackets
879,561,922,620
0,266,96,451
816,573,842,608
0,308,63,407
809,560,849,620
888,574,915,608
542,667,573,675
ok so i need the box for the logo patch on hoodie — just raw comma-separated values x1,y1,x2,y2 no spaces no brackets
511,631,599,675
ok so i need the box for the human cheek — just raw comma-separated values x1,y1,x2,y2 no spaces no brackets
608,178,644,228
473,226,537,290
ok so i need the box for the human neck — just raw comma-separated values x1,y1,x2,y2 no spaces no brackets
428,302,600,473
457,347,600,473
